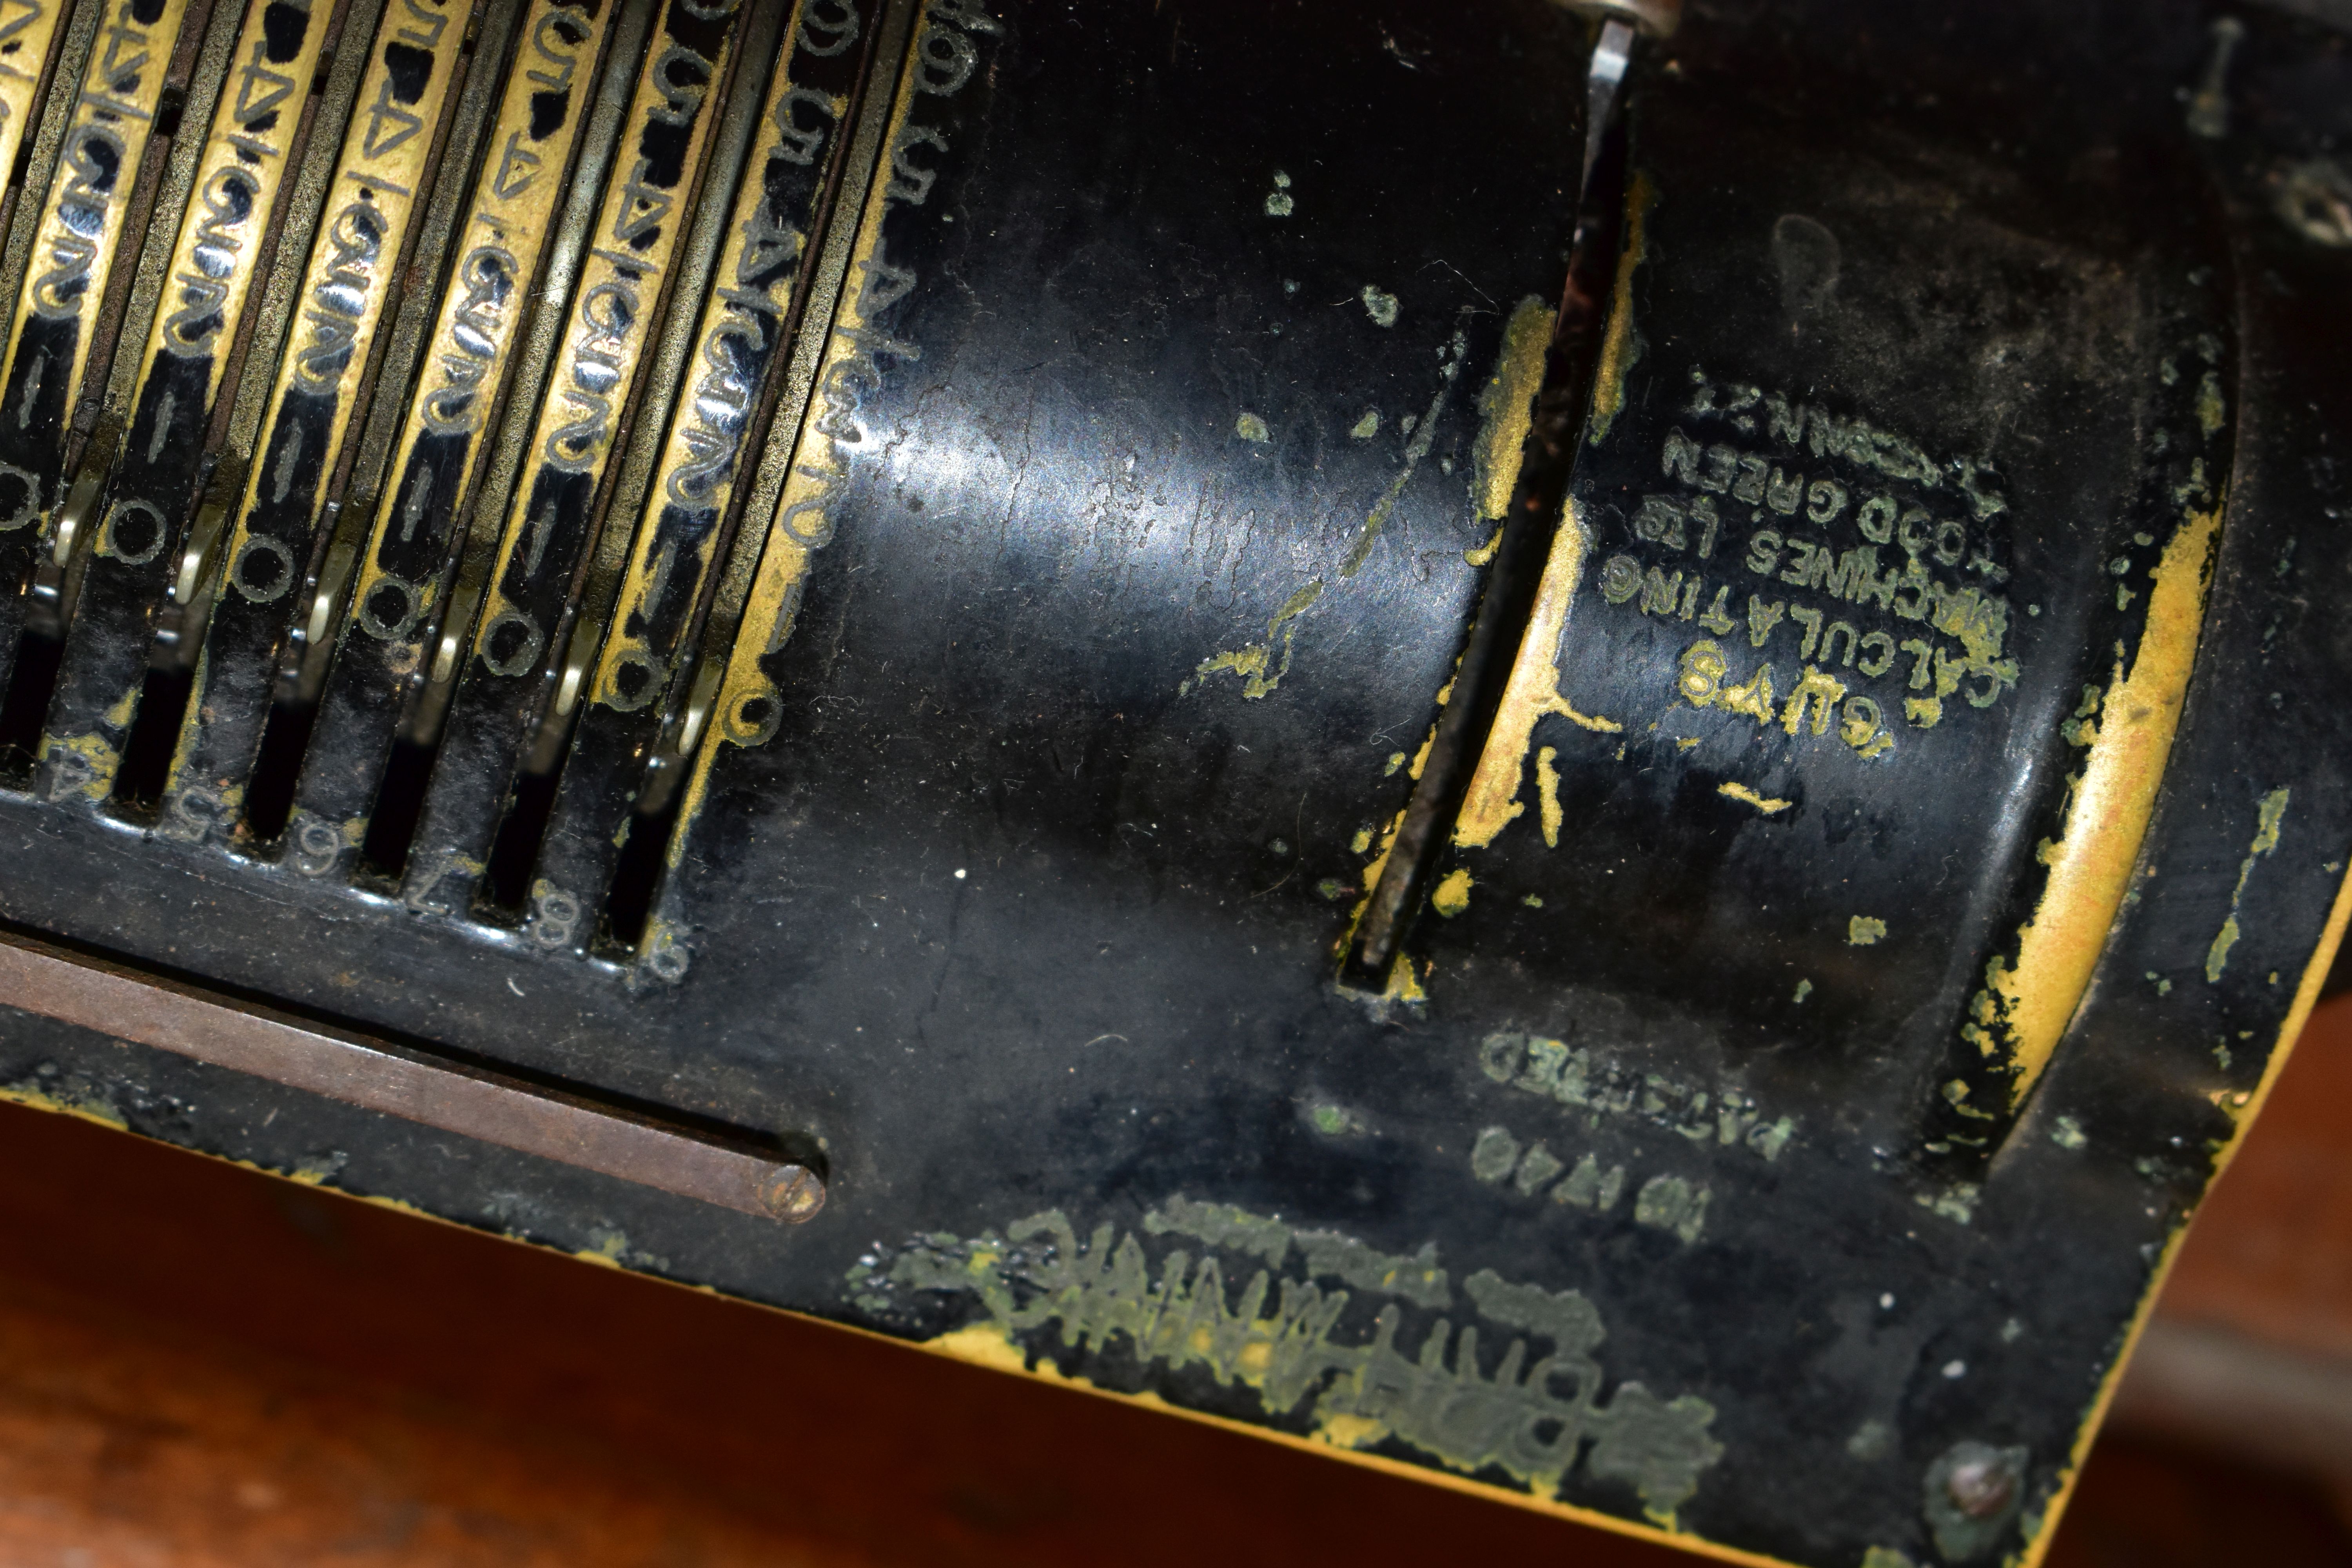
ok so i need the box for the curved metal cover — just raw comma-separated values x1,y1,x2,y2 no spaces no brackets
0,2,2348,1565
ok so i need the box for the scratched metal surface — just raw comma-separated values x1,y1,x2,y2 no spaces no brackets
1,3,2350,1567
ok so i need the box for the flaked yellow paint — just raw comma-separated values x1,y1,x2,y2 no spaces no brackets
1337,807,1405,946
1431,867,1473,918
0,1082,127,1130
1470,297,1555,523
926,1323,1032,1373
38,730,118,801
1454,502,1617,848
1405,722,1434,780
1717,782,1790,816
1317,1412,1390,1449
1333,799,1425,1003
1585,171,1655,447
2020,864,2352,1568
2205,787,2289,982
1382,953,1430,1004
918,1318,1787,1568
1535,745,1563,847
572,1232,632,1269
1973,502,2223,1110
1187,579,1324,701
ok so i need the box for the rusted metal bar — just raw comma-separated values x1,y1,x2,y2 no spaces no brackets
0,933,822,1223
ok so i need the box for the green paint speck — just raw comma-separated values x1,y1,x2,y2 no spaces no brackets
2197,371,2225,438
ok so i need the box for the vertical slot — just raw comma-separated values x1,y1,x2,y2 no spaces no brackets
111,661,194,811
598,746,692,952
356,730,439,882
481,760,563,911
0,624,62,781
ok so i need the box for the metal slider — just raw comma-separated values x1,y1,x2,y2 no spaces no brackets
0,932,826,1223
151,458,242,671
1344,0,1659,988
26,418,119,637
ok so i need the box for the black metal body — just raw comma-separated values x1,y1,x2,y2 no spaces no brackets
1,3,2349,1566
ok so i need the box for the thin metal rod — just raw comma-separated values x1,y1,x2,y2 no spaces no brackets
1345,20,1643,988
1584,20,1634,197
0,933,824,1223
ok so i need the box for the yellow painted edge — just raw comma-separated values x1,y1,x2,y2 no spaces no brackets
919,1323,1793,1568
1469,296,1555,524
0,1081,129,1130
1453,500,1599,848
1988,502,2223,1108
2017,857,2352,1568
1584,170,1654,447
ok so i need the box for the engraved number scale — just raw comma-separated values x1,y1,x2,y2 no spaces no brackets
32,0,346,810
278,0,621,870
520,0,875,955
156,0,474,844
0,0,205,704
385,0,764,918
630,0,984,982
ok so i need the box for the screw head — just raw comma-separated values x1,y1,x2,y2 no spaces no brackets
1946,1454,2019,1519
758,1167,826,1223
2274,159,2352,249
